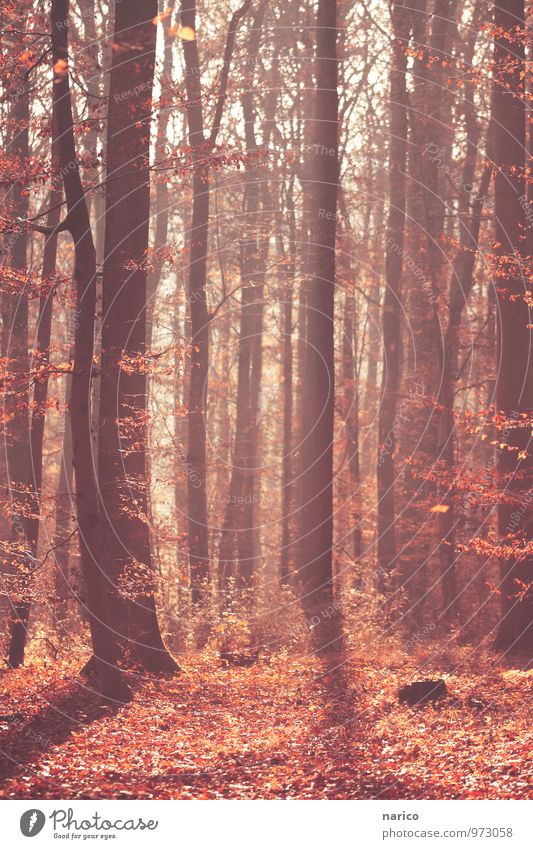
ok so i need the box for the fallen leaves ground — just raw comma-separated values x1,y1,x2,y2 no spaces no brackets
0,652,531,799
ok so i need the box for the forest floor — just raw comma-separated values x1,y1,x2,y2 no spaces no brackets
0,650,531,799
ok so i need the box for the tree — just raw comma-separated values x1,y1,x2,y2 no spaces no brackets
7,142,62,664
97,0,178,672
398,0,456,620
180,0,250,603
493,0,533,653
435,17,491,621
299,0,339,646
4,19,33,667
49,0,131,701
278,173,296,585
376,0,411,593
218,2,268,591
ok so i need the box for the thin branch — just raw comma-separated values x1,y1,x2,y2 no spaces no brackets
33,527,78,574
208,0,253,147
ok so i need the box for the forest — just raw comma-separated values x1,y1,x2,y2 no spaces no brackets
0,0,531,801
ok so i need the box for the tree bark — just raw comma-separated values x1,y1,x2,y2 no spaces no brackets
218,3,267,591
493,0,533,653
436,30,491,622
376,0,411,594
398,0,457,619
97,0,177,672
299,0,339,648
51,0,131,701
5,42,32,667
279,176,296,585
53,348,74,627
180,0,212,603
8,175,62,663
181,0,251,603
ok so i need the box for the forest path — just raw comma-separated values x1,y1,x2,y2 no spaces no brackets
0,653,531,799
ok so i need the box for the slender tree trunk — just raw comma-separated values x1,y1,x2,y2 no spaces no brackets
218,8,267,590
341,284,362,562
181,0,250,602
279,177,296,584
8,176,62,662
364,270,382,417
436,46,491,622
5,40,32,667
399,0,457,619
54,354,74,627
376,0,410,594
184,167,210,604
217,267,260,588
181,0,211,603
147,1,173,348
337,189,366,565
145,1,174,625
437,164,491,623
294,32,314,576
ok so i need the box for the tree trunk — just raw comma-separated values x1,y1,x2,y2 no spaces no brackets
376,0,411,594
51,0,131,701
54,351,74,627
5,48,32,667
436,32,491,621
398,0,457,619
493,0,533,653
341,284,362,562
335,189,363,567
8,175,62,663
181,0,251,603
218,6,267,591
299,0,339,647
97,0,178,672
437,163,491,623
279,176,296,584
180,0,211,604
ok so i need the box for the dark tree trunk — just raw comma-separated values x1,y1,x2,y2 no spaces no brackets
180,0,212,603
437,163,491,623
50,0,131,701
279,176,296,585
181,0,250,603
436,33,491,622
335,192,362,567
493,0,533,653
8,175,62,663
341,285,362,563
399,0,457,618
376,0,411,593
5,75,31,668
299,0,339,647
97,0,177,672
294,37,314,577
217,226,265,590
54,354,74,627
218,6,267,590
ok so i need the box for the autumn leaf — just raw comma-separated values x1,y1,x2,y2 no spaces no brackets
53,59,68,79
153,7,172,25
170,25,196,40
